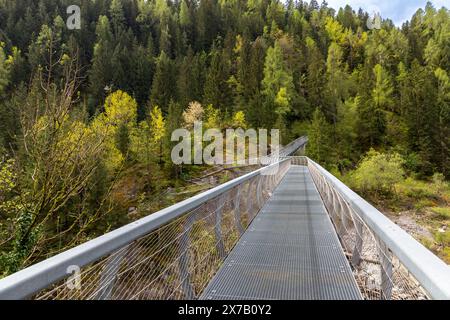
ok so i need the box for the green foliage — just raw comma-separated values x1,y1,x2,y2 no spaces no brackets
0,210,40,275
372,64,393,111
149,106,166,164
291,121,310,138
0,43,10,95
231,111,247,129
204,104,221,129
203,48,232,111
397,177,441,200
307,108,333,166
150,51,175,112
435,231,450,247
89,16,114,110
350,149,405,195
262,41,294,121
115,123,131,159
94,90,138,171
430,207,450,219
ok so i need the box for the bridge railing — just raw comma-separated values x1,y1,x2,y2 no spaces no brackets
278,137,308,158
238,136,308,166
291,156,450,300
0,160,291,300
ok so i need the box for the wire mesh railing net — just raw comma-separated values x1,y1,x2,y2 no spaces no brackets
35,161,291,300
305,159,429,300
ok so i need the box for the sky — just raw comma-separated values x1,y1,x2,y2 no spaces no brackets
319,0,448,26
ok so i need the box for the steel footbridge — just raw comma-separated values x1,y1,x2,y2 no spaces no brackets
0,137,449,300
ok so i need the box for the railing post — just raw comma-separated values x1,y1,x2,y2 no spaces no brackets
377,239,393,300
214,194,227,260
333,189,348,238
97,245,130,300
178,213,196,299
234,185,244,236
256,175,263,208
247,178,256,219
352,217,364,267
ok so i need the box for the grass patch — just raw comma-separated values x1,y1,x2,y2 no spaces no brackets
442,247,450,264
396,178,439,199
414,199,436,211
435,231,450,246
435,231,450,263
417,236,434,250
430,207,450,219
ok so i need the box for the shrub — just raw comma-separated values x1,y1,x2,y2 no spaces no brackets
432,173,449,197
402,152,421,174
350,149,405,195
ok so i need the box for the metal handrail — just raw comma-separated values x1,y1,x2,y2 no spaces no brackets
303,157,450,300
279,137,308,157
243,136,308,165
0,159,291,300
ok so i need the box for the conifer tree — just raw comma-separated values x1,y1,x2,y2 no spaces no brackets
150,51,175,113
307,108,333,165
203,48,232,112
261,40,295,128
0,44,9,95
89,16,114,112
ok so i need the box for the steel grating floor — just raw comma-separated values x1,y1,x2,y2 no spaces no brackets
200,166,362,300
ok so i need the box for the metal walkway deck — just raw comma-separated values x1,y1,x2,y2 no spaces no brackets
201,166,362,300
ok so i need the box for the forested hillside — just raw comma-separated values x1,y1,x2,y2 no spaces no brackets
0,0,449,274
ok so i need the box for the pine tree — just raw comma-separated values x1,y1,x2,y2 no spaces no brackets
150,51,175,113
325,42,349,125
307,108,333,165
179,0,193,34
0,44,9,95
203,47,232,112
356,65,387,150
372,64,393,112
165,100,184,178
130,43,154,120
305,37,326,117
89,16,114,113
309,0,319,11
262,41,295,127
400,61,438,176
177,48,198,107
159,14,172,56
245,37,267,126
115,123,131,159
434,68,450,177
110,0,125,34
196,0,220,50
